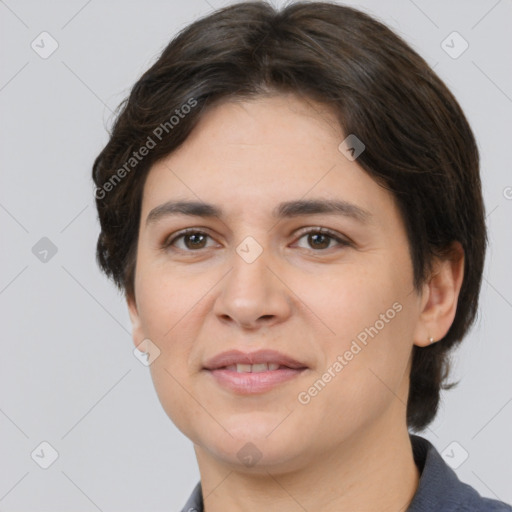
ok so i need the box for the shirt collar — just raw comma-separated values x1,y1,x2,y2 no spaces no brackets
407,433,481,511
180,480,203,512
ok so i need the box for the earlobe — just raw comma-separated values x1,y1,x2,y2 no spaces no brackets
127,294,145,349
413,242,465,347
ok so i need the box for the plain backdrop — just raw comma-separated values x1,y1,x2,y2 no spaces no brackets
1,0,511,510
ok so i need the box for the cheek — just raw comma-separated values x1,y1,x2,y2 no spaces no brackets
290,257,407,339
135,259,205,339
298,312,413,439
136,273,203,436
296,261,414,411
148,364,205,442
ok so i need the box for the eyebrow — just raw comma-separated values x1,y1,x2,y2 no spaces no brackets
146,198,373,226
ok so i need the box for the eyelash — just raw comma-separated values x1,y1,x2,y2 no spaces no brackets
162,227,352,253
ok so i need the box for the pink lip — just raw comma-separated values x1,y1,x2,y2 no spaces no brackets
208,367,307,394
203,349,308,395
203,349,307,370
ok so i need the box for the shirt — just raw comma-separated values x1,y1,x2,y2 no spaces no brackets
180,434,512,511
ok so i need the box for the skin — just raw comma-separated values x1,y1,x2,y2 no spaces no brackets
127,92,464,512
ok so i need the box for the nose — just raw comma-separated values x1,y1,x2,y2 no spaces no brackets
213,242,293,331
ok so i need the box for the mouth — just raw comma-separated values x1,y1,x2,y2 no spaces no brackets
221,362,295,372
203,349,308,394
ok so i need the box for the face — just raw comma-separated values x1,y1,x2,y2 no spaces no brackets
128,93,431,473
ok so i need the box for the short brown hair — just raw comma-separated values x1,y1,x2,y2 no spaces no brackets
92,1,487,431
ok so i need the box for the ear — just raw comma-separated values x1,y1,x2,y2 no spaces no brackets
413,241,465,347
127,293,145,350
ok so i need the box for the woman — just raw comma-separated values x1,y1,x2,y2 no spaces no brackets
92,2,511,510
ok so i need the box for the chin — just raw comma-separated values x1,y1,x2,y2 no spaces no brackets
214,443,307,474
197,422,310,473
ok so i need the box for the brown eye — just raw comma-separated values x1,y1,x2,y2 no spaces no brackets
163,230,216,251
307,232,331,250
182,233,208,249
294,228,351,251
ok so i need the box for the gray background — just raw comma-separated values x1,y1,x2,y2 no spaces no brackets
1,0,511,510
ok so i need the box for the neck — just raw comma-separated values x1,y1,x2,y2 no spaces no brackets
194,413,420,512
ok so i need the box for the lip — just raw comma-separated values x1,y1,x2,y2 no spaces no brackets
203,349,308,395
207,367,307,394
203,349,307,371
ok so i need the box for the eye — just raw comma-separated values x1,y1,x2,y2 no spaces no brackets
162,227,351,253
293,228,351,251
163,229,217,251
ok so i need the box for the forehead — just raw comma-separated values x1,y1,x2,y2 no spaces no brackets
141,93,396,225
188,92,343,155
